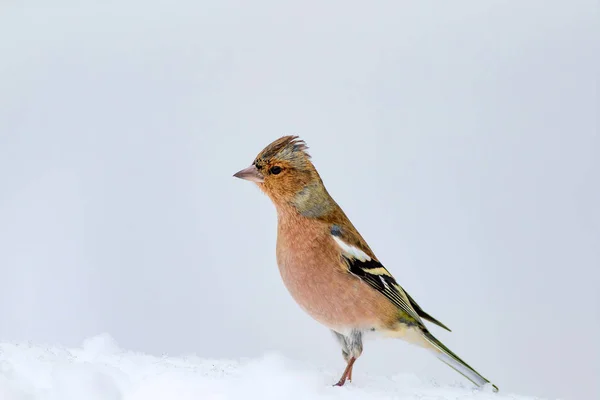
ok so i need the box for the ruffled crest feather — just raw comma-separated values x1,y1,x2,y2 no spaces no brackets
254,135,312,170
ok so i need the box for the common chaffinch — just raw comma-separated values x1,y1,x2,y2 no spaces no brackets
233,136,497,391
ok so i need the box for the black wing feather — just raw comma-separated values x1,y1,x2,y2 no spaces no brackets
404,290,451,332
345,256,450,332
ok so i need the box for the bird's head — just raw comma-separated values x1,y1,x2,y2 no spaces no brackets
234,136,333,215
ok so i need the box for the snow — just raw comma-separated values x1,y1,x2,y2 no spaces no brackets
0,334,543,400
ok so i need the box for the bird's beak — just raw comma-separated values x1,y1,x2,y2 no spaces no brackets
233,164,265,183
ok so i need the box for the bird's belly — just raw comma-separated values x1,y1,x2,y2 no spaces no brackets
276,257,396,333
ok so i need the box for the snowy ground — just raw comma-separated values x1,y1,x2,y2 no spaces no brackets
0,334,543,400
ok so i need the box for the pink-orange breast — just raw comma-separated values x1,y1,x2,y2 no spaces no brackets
275,213,399,333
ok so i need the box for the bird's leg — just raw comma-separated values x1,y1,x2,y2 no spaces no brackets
347,362,354,382
331,329,362,387
333,356,356,387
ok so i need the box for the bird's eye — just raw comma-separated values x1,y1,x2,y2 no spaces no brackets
270,166,282,175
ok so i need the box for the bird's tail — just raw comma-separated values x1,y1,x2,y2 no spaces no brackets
422,331,498,392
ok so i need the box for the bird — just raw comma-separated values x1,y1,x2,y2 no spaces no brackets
233,135,498,391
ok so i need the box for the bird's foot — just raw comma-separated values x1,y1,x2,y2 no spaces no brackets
332,356,356,387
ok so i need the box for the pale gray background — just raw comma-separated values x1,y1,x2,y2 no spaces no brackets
0,1,598,399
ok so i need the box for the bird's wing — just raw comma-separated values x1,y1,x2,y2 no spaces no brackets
404,289,451,332
330,226,450,332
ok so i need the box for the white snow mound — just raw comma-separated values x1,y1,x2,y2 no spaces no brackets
0,334,543,400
